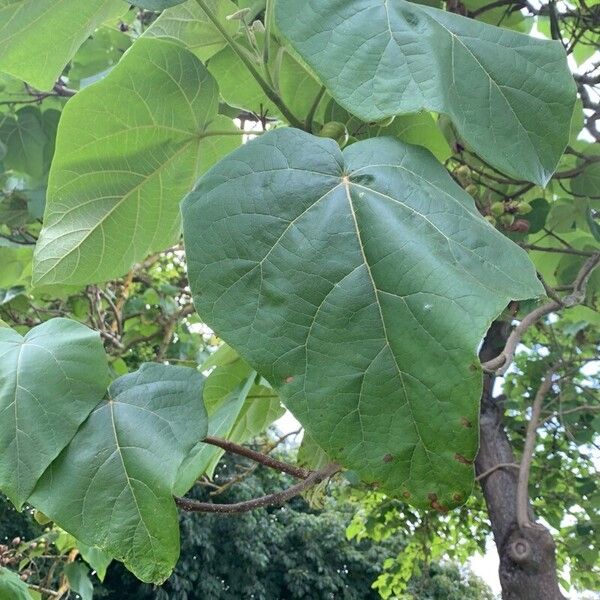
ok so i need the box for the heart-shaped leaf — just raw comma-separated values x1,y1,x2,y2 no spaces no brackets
0,319,109,508
0,0,125,91
275,0,576,185
33,39,241,286
182,128,543,509
30,363,207,583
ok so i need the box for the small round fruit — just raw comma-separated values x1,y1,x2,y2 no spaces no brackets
318,121,349,147
490,201,505,217
484,215,497,226
455,165,471,179
499,213,515,227
465,184,479,197
516,203,533,215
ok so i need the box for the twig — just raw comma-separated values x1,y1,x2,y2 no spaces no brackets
482,253,600,374
475,462,520,481
208,429,303,496
520,244,595,257
516,368,555,529
193,0,303,129
543,404,600,421
203,436,310,479
175,463,340,513
27,584,60,597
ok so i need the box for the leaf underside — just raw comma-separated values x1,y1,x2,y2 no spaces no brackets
0,0,124,90
33,38,240,286
183,128,543,510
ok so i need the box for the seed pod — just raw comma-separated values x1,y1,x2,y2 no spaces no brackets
499,213,515,227
490,201,505,217
510,219,530,233
465,184,479,197
455,165,471,179
318,121,349,147
516,203,533,215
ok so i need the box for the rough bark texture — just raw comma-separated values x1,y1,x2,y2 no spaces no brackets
477,322,566,600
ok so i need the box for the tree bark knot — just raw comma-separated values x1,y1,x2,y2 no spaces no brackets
501,524,566,600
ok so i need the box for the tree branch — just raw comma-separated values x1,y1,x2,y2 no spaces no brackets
175,463,340,513
482,253,600,374
202,436,311,480
475,462,520,481
516,368,555,529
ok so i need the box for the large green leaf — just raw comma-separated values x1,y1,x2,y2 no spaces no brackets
0,0,124,90
182,128,544,509
144,0,239,61
30,363,207,583
0,319,109,508
33,39,241,286
275,0,576,185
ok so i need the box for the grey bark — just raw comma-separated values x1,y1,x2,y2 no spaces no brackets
477,322,566,600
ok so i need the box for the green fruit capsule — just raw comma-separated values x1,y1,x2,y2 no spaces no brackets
516,203,533,215
318,121,349,147
455,165,471,179
490,201,505,217
465,184,479,197
499,213,515,227
484,215,497,226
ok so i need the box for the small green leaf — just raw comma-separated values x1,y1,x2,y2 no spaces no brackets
0,107,49,180
275,0,576,185
174,363,253,492
0,0,125,90
0,318,109,508
183,128,544,509
64,563,93,600
33,39,241,286
30,363,207,583
571,147,600,198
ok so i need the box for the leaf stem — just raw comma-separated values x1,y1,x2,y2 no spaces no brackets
305,85,326,132
194,0,304,129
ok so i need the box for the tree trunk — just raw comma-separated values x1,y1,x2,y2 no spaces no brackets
476,322,566,600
